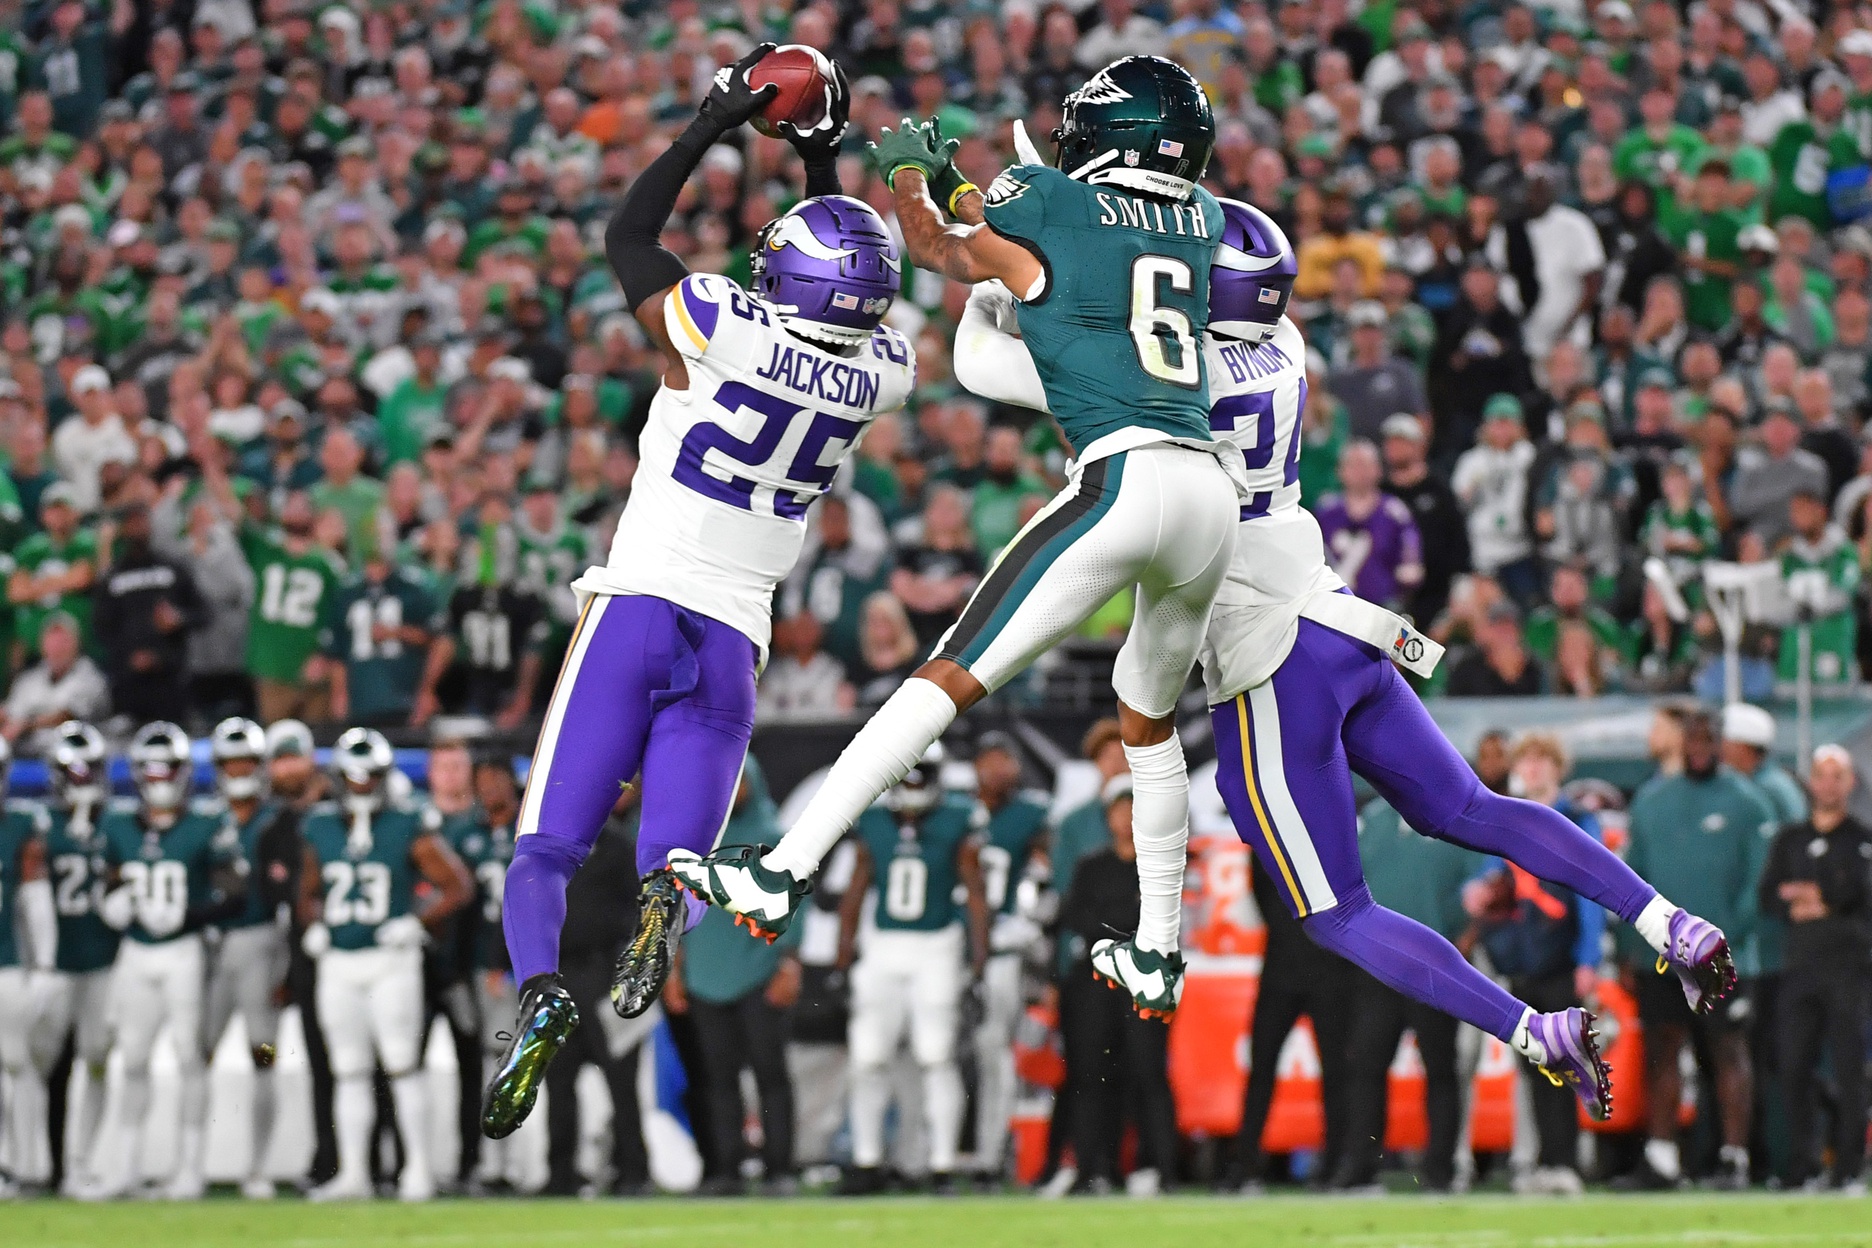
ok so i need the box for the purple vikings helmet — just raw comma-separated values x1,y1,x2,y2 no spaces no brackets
1210,198,1297,345
749,195,900,346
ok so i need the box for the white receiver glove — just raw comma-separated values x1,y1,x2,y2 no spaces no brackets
301,921,332,959
98,885,136,932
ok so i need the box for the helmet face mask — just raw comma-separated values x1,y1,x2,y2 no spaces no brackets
130,721,193,817
333,726,394,812
749,195,901,347
50,720,107,809
1209,198,1298,344
1053,57,1216,202
883,743,946,817
212,716,268,802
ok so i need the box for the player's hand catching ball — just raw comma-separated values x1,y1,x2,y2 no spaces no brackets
869,117,955,191
697,42,781,135
778,57,849,158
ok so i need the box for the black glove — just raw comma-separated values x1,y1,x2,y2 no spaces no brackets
778,57,849,159
693,41,781,139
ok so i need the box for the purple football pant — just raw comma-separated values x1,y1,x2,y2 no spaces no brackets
503,594,756,984
1211,620,1658,1043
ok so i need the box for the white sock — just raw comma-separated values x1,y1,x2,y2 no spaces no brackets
391,1072,431,1184
849,1062,891,1168
250,1067,276,1181
1720,1144,1749,1170
7,1068,49,1183
119,1071,152,1189
174,1123,205,1188
1634,896,1677,955
1510,1008,1548,1065
1645,1138,1682,1180
1125,734,1191,955
764,678,957,878
71,1066,108,1183
923,1061,964,1174
334,1075,373,1184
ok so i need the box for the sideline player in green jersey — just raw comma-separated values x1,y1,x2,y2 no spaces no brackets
676,58,1245,1020
297,728,471,1202
833,748,989,1193
32,721,115,1195
95,723,248,1200
0,736,54,1193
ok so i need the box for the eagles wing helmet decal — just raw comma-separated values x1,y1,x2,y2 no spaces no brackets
1069,67,1134,106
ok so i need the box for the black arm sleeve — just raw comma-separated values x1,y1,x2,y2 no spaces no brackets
604,120,719,314
802,154,842,200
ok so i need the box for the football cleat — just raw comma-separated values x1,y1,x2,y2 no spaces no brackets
1528,1007,1614,1121
481,973,579,1140
1089,938,1185,1019
612,869,686,1019
666,845,810,941
1659,909,1737,1014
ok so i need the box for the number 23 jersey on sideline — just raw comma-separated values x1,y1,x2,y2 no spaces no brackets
1197,316,1345,704
574,273,916,657
300,801,436,950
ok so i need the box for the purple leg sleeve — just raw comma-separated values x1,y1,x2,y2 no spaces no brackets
1303,886,1527,1043
1338,646,1659,925
504,595,756,981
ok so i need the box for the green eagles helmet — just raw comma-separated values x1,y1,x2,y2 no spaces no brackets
1053,56,1216,202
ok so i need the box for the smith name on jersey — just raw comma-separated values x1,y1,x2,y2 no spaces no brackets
574,272,916,657
1198,316,1346,702
980,163,1223,454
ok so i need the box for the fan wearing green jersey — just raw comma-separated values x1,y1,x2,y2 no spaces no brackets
0,735,54,1194
1780,487,1860,685
676,58,1245,1022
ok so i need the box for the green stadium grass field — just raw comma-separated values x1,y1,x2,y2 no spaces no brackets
2,1194,1869,1248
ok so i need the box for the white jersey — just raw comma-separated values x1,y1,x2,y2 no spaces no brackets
1198,317,1345,703
575,273,915,656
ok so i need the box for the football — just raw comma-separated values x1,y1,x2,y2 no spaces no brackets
748,44,834,138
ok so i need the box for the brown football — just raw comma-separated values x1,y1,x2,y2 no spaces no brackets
748,44,834,138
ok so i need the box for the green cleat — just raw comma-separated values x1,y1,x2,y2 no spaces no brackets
481,973,579,1139
612,868,686,1019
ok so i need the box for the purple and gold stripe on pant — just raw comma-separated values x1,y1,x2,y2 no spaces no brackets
1229,691,1311,919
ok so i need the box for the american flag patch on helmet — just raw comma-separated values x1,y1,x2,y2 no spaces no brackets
1259,287,1283,303
1158,139,1184,157
831,292,860,309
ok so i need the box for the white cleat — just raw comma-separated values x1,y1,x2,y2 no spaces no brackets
308,1174,374,1202
241,1176,277,1200
164,1171,206,1201
666,846,810,940
397,1166,435,1203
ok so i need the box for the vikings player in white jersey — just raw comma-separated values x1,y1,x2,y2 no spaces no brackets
956,197,1739,1122
482,46,915,1138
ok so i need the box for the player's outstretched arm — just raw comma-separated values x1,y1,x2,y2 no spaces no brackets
603,43,780,375
871,119,1039,292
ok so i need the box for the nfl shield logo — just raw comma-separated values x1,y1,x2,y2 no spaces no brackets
1124,150,1139,166
1158,139,1184,157
832,292,859,309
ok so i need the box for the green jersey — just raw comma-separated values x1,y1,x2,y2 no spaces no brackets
0,799,48,967
514,518,588,636
464,214,552,265
320,567,444,722
855,794,979,933
1626,769,1775,974
1768,119,1858,229
242,526,347,682
12,528,96,654
980,164,1221,449
681,761,803,1004
1662,208,1746,331
1778,526,1859,684
449,808,514,971
1524,605,1630,666
979,794,1048,916
1357,800,1485,942
44,803,117,972
225,800,289,930
1612,124,1707,192
301,800,438,951
99,800,243,945
1843,91,1872,163
377,376,448,465
1641,499,1720,599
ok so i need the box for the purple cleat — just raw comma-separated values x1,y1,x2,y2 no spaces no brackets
1661,909,1737,1014
1527,1008,1613,1122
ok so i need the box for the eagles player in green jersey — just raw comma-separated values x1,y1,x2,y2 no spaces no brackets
32,721,115,1196
201,717,302,1200
297,729,472,1202
0,736,55,1194
834,747,989,1193
676,57,1244,1022
96,723,248,1200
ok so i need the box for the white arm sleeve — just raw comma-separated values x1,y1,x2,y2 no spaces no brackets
20,878,55,971
953,283,1052,413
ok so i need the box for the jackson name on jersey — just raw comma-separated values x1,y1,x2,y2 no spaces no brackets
574,273,916,656
1198,316,1345,703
